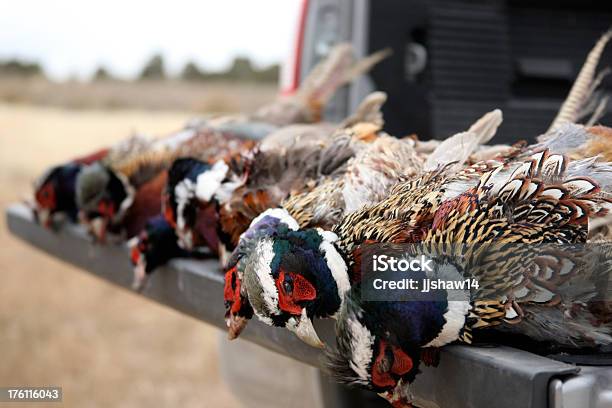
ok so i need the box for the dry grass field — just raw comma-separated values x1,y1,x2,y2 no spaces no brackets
0,77,277,113
0,103,257,407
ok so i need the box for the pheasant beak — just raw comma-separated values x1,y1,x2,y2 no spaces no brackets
128,237,148,291
287,310,325,349
90,217,108,243
226,314,249,340
177,229,194,250
379,379,414,408
36,208,51,228
132,260,147,292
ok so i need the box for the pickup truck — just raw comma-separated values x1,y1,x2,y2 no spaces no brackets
8,1,612,407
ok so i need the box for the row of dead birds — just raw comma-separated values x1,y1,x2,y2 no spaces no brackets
31,33,612,407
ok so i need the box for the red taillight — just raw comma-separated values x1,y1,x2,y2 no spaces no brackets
280,0,309,95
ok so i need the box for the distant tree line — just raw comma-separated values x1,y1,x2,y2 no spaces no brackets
0,59,43,76
0,54,279,83
138,53,279,82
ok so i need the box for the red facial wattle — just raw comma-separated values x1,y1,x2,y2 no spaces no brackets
224,266,243,314
275,269,317,315
97,200,116,219
130,245,141,265
131,233,148,265
372,340,414,389
35,183,56,210
390,345,414,376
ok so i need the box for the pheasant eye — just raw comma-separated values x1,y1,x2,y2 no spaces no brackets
283,275,293,295
36,184,56,207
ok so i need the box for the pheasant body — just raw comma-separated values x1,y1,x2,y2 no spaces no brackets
323,149,611,406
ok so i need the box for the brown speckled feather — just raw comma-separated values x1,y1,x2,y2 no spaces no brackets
581,126,612,162
420,152,611,345
218,131,359,248
283,133,423,229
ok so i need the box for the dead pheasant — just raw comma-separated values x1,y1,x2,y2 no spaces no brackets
128,214,195,290
224,109,504,342
76,125,254,243
325,148,611,406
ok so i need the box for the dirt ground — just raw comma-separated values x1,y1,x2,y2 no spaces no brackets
0,103,242,407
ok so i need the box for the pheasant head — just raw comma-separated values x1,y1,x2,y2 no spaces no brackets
33,163,82,228
76,162,134,242
234,209,350,348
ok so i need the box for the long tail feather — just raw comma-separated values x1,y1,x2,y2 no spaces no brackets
424,109,503,171
296,45,391,120
340,91,387,128
547,29,611,133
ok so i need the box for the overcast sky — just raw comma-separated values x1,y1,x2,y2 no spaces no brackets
0,0,301,80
